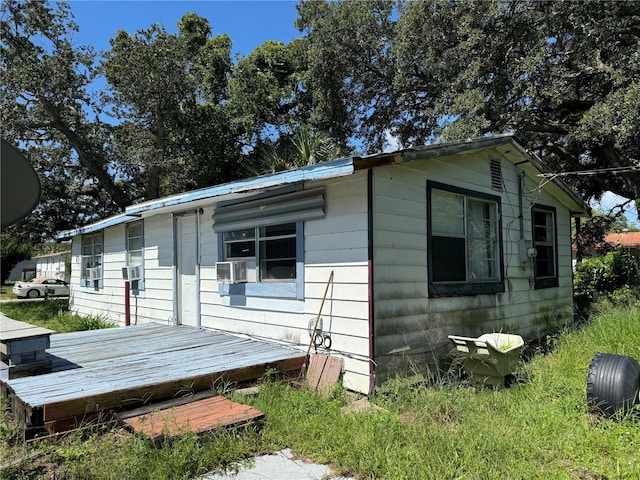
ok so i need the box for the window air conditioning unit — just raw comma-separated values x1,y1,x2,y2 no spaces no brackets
87,267,101,282
216,261,247,284
122,265,143,281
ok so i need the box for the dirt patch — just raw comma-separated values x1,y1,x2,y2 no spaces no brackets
340,398,385,415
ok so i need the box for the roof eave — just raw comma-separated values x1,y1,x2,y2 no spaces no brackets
56,157,356,239
397,135,590,216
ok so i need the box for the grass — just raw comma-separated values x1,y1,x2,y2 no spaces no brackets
0,283,18,301
2,299,640,479
0,299,116,332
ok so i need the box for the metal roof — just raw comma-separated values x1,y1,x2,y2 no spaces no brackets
56,158,355,239
56,213,136,240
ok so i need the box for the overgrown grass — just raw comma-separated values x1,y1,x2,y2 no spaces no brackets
0,299,116,332
250,301,640,479
2,299,640,479
0,283,18,301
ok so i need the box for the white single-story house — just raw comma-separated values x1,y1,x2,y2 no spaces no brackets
57,135,589,394
33,252,68,281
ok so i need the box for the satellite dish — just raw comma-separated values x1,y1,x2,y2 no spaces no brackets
1,139,41,230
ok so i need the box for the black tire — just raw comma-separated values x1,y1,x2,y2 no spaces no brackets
26,289,40,298
586,353,640,417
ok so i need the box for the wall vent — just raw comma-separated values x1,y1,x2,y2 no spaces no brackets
490,159,503,191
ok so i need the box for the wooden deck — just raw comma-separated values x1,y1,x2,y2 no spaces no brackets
0,323,305,435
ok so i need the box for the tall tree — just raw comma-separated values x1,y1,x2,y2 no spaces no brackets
296,0,640,202
1,0,132,214
227,40,313,149
295,0,395,149
104,13,240,199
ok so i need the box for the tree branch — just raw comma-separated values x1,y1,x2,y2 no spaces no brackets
38,96,132,209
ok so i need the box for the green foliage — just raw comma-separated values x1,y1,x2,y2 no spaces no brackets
2,1,242,241
228,40,309,145
0,398,22,445
297,0,640,201
103,14,241,199
0,299,116,332
253,302,640,480
574,247,640,314
575,211,630,259
0,235,71,286
1,0,130,239
247,125,349,176
0,232,34,285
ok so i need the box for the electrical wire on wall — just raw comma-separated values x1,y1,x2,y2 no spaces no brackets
498,164,524,305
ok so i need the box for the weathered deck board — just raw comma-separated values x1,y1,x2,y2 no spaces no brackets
0,315,54,343
306,354,344,390
1,314,54,378
0,323,305,433
122,396,264,439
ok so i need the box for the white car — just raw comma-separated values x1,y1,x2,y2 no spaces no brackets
12,277,70,298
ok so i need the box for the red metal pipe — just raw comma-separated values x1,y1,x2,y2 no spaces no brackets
125,281,131,326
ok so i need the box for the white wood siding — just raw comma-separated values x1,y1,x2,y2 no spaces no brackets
69,214,177,325
200,173,371,393
66,149,578,394
372,151,575,382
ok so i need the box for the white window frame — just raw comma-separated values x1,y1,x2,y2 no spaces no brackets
81,231,103,288
223,223,297,282
213,187,325,300
126,220,145,290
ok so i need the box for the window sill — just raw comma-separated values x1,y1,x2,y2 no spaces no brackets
219,281,298,299
80,280,102,291
534,277,559,289
429,281,505,297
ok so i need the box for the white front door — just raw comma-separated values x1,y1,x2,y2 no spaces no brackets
175,213,198,327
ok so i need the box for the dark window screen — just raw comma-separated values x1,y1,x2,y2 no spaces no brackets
432,236,465,281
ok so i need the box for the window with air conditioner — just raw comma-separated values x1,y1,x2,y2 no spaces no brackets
427,181,505,297
223,223,297,281
213,187,325,299
81,231,103,288
126,220,145,290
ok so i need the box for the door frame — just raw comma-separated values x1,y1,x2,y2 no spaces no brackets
173,210,201,328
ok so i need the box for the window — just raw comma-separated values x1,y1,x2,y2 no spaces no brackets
81,231,103,287
224,223,297,281
126,221,144,289
427,182,504,297
213,187,325,299
532,206,558,288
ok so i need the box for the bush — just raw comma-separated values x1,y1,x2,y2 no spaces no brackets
574,247,640,315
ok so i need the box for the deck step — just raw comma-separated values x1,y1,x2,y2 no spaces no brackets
122,396,264,439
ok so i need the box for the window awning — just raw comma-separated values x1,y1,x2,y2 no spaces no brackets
212,188,325,232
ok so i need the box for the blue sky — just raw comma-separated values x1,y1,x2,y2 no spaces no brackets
65,0,301,56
